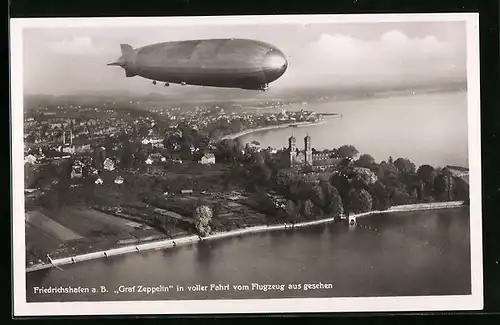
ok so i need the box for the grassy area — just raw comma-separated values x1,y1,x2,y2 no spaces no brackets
25,162,272,266
24,206,168,266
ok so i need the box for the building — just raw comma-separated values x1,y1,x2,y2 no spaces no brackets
441,165,469,185
75,144,91,153
103,158,115,171
62,146,75,154
442,165,469,178
199,153,215,165
114,176,124,184
70,161,83,179
288,135,341,170
24,154,37,165
246,141,262,152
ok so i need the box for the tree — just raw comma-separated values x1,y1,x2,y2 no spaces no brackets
355,154,376,169
287,180,304,201
252,151,266,165
250,163,272,187
370,181,391,211
103,137,114,153
275,169,297,189
119,144,134,169
417,164,436,184
94,147,106,169
351,167,378,189
216,139,241,162
25,165,36,188
251,192,277,216
347,188,373,214
138,125,150,138
321,182,344,219
434,173,454,201
284,200,299,222
417,164,437,197
337,145,359,159
310,184,326,208
394,158,416,174
213,201,223,217
453,178,470,204
377,162,401,183
390,187,411,205
209,129,223,142
301,199,315,219
330,169,351,202
58,160,73,188
193,205,213,237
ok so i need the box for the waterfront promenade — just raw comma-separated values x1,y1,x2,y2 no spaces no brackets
26,201,465,273
220,119,332,140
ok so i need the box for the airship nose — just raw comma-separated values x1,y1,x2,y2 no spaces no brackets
263,49,288,82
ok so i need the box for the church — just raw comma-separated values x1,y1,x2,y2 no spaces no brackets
288,135,341,171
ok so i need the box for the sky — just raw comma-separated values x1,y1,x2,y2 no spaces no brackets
22,20,467,97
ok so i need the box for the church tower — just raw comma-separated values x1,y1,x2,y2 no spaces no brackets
304,134,312,166
288,135,296,167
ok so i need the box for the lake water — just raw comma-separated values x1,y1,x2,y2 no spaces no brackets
240,91,469,168
26,207,471,302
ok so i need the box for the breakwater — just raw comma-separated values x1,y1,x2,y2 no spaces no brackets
26,201,465,273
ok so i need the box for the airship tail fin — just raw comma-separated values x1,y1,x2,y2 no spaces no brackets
108,44,136,78
120,44,134,55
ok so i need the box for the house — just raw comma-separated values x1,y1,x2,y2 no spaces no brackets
145,157,153,165
70,164,83,179
441,165,469,185
149,153,164,163
24,154,37,165
246,141,262,152
199,153,215,165
180,189,193,195
62,146,75,154
75,144,91,153
442,165,469,178
114,176,124,184
103,158,115,171
95,177,103,185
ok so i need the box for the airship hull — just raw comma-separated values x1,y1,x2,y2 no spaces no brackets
109,39,288,90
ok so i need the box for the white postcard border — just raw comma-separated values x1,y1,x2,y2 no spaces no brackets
11,13,483,316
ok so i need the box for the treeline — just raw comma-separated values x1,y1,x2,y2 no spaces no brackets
235,147,469,223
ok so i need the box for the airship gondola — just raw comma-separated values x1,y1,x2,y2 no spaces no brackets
107,38,288,91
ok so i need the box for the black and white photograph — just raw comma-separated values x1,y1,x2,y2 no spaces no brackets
11,13,482,315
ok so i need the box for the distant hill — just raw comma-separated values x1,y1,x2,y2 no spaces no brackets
23,80,467,110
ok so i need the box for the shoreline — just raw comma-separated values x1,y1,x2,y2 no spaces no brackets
26,201,465,273
220,117,335,141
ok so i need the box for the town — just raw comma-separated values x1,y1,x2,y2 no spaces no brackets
23,97,329,267
23,96,470,270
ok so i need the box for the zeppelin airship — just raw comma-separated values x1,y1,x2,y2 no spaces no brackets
107,38,288,91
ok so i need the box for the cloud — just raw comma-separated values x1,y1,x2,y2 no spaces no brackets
279,30,465,88
48,36,112,55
